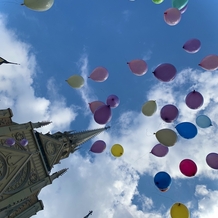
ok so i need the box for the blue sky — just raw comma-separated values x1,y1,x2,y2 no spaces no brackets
1,0,218,217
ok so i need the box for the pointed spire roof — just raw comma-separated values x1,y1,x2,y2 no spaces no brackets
50,168,68,182
32,121,52,129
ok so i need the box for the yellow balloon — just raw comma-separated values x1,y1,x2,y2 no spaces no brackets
66,75,84,89
155,128,177,147
142,100,157,116
22,0,54,11
111,144,124,157
170,203,189,218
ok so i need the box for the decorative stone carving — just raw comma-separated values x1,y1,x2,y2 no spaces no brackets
0,155,7,181
45,141,57,156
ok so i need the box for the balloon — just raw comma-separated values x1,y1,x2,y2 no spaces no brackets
22,0,54,11
127,59,148,76
179,3,188,14
94,105,112,125
152,0,164,4
90,140,106,153
170,203,189,218
206,153,218,169
196,115,212,128
5,138,15,146
153,63,177,82
172,0,189,10
185,90,204,109
111,144,124,157
150,144,169,157
20,139,28,147
142,100,157,116
175,122,197,139
179,159,197,177
106,95,120,108
160,104,179,123
66,75,84,89
199,55,218,71
183,38,201,53
89,67,109,82
155,129,177,147
164,8,181,26
154,171,171,192
89,101,105,114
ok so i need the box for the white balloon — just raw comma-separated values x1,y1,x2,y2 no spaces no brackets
22,0,54,11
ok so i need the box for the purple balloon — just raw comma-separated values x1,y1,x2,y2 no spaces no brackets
180,4,188,14
150,144,169,157
185,90,204,109
106,94,120,108
183,38,201,53
153,63,177,82
206,153,218,169
5,138,15,146
94,105,112,124
90,140,106,153
20,139,28,147
160,104,179,123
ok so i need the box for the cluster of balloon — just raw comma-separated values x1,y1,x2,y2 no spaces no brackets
127,59,148,76
21,0,54,12
142,100,157,116
88,67,109,82
170,203,189,218
154,171,171,192
111,144,124,157
66,75,84,89
150,144,169,157
179,159,197,177
90,140,106,153
153,63,177,82
92,94,120,125
199,54,218,71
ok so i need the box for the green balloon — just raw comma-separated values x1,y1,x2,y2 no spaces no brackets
152,0,164,4
172,0,188,10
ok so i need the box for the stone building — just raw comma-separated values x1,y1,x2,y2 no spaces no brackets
0,108,108,217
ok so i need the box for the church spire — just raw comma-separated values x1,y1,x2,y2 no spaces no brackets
32,121,52,129
50,168,68,182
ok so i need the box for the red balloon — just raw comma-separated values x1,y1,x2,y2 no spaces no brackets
164,8,181,26
89,67,109,82
160,104,179,123
199,55,218,71
94,105,112,124
185,90,204,109
153,63,177,82
150,144,169,157
106,95,120,108
90,140,106,153
127,59,148,76
179,159,197,177
206,153,218,169
89,101,105,114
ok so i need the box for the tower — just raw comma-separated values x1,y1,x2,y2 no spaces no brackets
0,108,108,218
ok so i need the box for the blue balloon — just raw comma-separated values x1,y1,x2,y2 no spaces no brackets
175,122,197,139
196,115,212,128
154,171,171,191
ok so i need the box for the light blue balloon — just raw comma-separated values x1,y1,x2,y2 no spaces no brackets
175,122,197,139
196,115,212,128
172,0,189,10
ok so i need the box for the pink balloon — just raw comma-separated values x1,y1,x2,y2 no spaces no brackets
183,38,201,53
185,90,204,109
90,140,106,153
89,67,109,82
164,8,181,26
94,105,112,124
206,153,218,169
106,95,120,108
127,59,148,76
199,55,218,71
89,101,105,114
160,104,179,123
150,144,169,157
153,63,177,82
179,159,197,177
